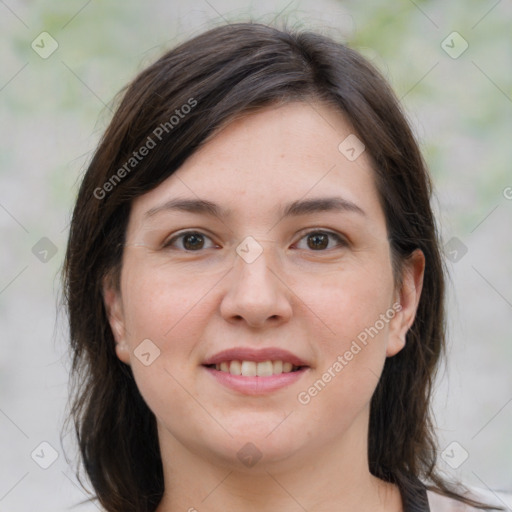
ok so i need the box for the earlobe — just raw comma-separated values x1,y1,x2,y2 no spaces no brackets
114,341,131,364
387,249,425,357
102,276,131,364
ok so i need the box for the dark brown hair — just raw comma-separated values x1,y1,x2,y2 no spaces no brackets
63,21,502,511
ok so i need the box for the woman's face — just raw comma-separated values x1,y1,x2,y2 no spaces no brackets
104,101,423,471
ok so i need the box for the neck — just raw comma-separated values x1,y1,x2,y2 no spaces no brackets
155,414,402,512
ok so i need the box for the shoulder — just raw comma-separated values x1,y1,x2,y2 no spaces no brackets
427,487,512,511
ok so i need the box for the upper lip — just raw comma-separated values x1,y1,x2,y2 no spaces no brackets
202,347,309,367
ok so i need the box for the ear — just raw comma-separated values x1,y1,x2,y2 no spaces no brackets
387,249,425,357
102,275,131,365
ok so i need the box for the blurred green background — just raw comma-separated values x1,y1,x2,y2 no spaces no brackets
1,0,511,510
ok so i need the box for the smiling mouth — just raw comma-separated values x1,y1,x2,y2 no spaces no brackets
204,360,305,377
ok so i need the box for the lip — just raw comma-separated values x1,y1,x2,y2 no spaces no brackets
202,347,308,367
202,347,310,396
204,366,309,395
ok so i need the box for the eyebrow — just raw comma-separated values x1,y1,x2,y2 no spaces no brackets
144,196,366,219
282,197,365,217
145,198,231,218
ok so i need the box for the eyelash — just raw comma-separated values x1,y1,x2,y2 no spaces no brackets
163,229,348,252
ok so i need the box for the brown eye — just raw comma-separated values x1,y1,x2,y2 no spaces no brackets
307,232,329,250
183,233,205,250
164,231,216,251
295,230,347,251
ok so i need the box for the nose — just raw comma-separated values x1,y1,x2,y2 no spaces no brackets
219,241,293,329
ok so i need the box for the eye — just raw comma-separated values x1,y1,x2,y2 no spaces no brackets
294,230,347,251
163,231,218,251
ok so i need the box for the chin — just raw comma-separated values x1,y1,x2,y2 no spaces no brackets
218,420,306,468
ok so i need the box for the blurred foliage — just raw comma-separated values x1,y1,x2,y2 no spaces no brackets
3,0,510,229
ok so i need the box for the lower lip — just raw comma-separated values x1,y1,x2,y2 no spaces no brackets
203,366,308,395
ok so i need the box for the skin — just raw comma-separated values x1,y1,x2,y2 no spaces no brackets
103,101,424,512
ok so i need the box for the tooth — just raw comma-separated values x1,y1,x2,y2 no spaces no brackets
241,361,257,377
230,360,242,375
220,360,298,376
283,362,293,373
256,360,273,377
273,360,283,374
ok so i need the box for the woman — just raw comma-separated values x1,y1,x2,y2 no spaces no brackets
63,22,504,512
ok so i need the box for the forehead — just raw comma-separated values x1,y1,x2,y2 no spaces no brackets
130,101,382,225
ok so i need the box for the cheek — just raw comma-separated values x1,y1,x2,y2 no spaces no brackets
119,269,214,426
296,330,388,435
119,259,219,388
294,260,395,343
292,264,394,412
121,259,218,340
